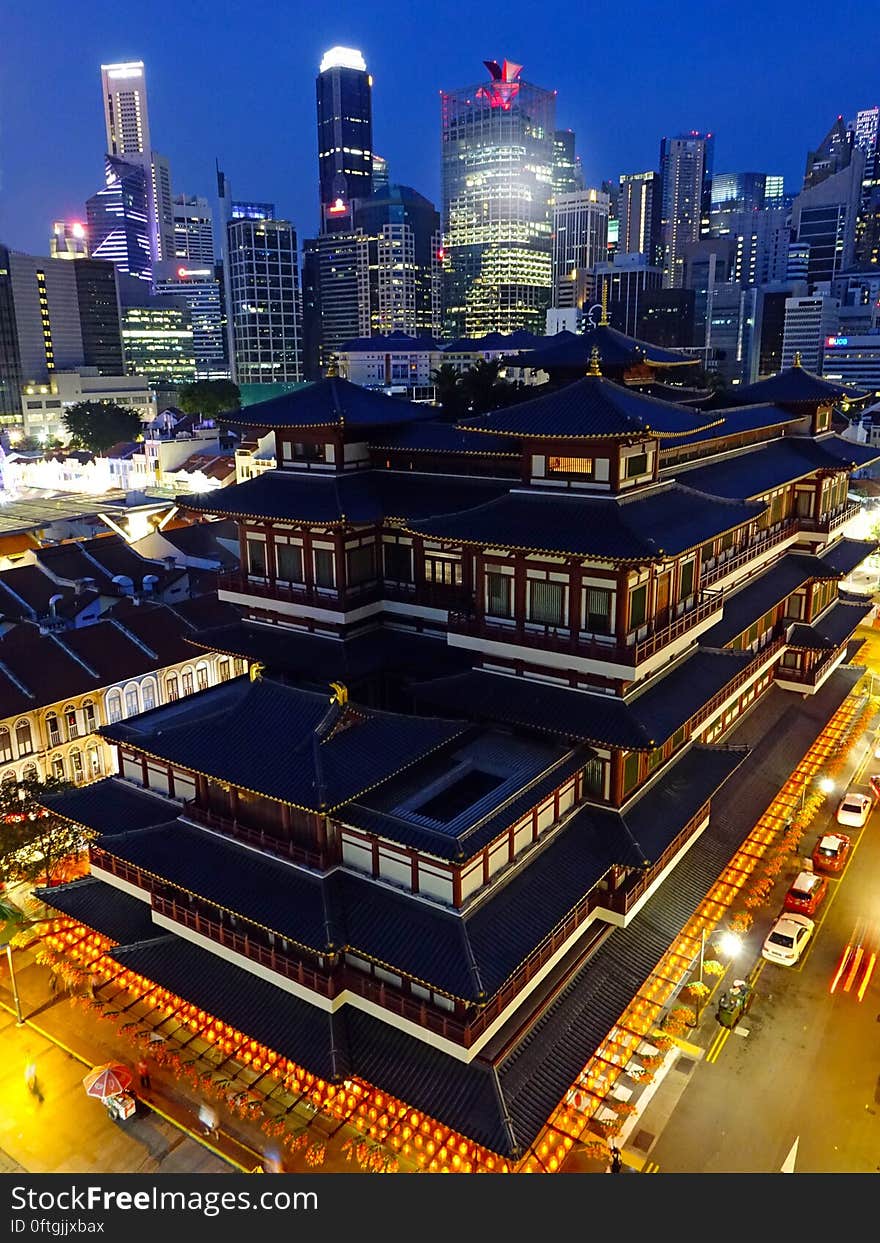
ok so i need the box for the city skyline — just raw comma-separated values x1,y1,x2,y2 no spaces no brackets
3,0,877,256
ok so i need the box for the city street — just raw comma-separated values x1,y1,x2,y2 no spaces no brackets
0,1009,230,1174
640,625,880,1173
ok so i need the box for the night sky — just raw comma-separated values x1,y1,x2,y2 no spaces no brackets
3,0,877,255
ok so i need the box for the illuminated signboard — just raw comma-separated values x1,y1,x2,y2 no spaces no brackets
327,199,348,215
826,337,849,346
177,267,212,279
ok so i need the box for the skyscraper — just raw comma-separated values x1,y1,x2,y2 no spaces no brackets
316,47,374,229
152,260,228,380
803,116,854,189
551,189,609,308
552,130,582,197
99,61,174,265
852,106,880,155
619,171,662,263
86,156,152,285
792,142,864,289
659,132,714,288
441,58,555,336
851,107,880,266
172,195,216,265
226,217,302,385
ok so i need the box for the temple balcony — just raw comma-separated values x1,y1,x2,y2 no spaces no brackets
797,500,862,541
181,801,330,870
448,587,724,678
217,571,383,618
700,520,799,589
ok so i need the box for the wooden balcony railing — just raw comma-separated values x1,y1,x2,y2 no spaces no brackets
798,500,861,535
449,589,722,668
700,520,799,587
218,572,382,611
182,801,327,870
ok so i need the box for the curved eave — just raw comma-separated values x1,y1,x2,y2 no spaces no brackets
178,498,347,527
459,417,726,440
373,445,519,458
396,529,753,564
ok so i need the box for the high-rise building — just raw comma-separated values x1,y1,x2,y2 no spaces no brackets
683,236,736,349
303,185,442,377
226,217,302,385
659,132,714,288
551,189,609,308
552,130,582,197
172,195,215,266
441,59,555,336
619,172,662,265
709,172,783,222
99,60,174,265
50,221,89,261
822,334,880,388
86,156,153,285
852,107,879,155
752,281,808,379
71,260,125,376
121,304,196,387
0,247,124,418
804,116,855,189
781,294,840,371
152,260,228,380
316,47,373,229
709,207,791,286
592,254,663,337
791,149,864,289
372,155,390,194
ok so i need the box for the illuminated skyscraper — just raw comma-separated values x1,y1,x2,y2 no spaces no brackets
86,156,152,285
316,47,373,231
619,171,662,263
226,217,302,385
172,194,215,265
99,61,174,265
659,132,714,288
441,58,556,336
552,130,582,197
551,189,609,308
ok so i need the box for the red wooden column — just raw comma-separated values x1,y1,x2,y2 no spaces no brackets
302,529,315,590
513,554,526,630
333,531,346,604
568,559,582,635
474,551,486,619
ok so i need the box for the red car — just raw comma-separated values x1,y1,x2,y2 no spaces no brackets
812,832,852,875
783,870,829,916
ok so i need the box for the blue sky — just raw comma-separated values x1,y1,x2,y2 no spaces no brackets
2,0,876,253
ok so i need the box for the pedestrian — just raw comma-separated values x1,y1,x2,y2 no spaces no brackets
198,1102,219,1138
136,1058,151,1091
609,1144,622,1174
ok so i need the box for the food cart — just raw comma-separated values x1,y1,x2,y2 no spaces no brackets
715,979,752,1029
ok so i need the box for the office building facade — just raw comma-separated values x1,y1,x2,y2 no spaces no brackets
593,255,663,337
316,47,373,227
121,304,196,387
71,260,125,376
226,218,302,385
791,152,864,290
619,171,662,265
152,261,228,380
173,194,215,266
659,132,713,288
551,189,609,308
87,156,153,285
552,130,582,197
822,335,880,389
781,294,840,371
442,59,555,336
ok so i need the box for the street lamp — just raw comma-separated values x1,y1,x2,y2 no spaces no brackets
818,778,835,796
1,941,23,1026
718,931,743,960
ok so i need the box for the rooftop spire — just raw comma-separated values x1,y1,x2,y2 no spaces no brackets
325,355,340,378
793,351,802,368
587,345,602,377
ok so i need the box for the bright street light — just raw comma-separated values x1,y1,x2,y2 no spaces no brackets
818,778,835,795
718,932,743,959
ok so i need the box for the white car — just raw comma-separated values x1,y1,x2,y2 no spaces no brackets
762,913,815,966
836,793,873,828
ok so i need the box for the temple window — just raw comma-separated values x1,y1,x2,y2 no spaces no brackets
314,548,336,588
425,556,461,586
582,756,605,798
622,751,641,796
247,538,266,576
486,571,513,619
528,579,565,627
346,541,376,585
383,541,413,582
679,559,695,600
275,542,303,583
625,452,649,479
547,455,593,478
629,584,647,629
584,587,613,635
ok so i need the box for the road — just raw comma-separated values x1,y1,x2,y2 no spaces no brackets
648,667,880,1172
0,1011,231,1174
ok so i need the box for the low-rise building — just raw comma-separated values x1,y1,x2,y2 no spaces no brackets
20,369,156,444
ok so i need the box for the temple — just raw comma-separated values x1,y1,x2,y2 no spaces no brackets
39,355,880,1166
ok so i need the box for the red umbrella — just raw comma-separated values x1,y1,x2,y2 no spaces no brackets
82,1063,132,1100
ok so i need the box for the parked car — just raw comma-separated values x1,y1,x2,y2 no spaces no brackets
762,913,815,966
835,793,873,828
812,832,852,874
783,871,828,917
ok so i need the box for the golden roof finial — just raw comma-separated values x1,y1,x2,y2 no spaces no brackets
792,351,802,368
600,280,609,327
587,345,602,377
325,355,340,378
249,661,266,682
329,680,349,706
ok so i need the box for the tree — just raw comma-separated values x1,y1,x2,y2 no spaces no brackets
0,775,85,889
177,380,241,420
429,363,465,419
458,358,514,414
63,401,142,455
